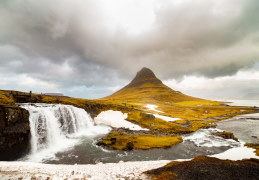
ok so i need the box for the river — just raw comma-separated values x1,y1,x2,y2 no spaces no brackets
18,100,258,164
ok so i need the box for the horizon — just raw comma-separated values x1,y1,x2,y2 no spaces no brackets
0,0,259,99
2,67,259,101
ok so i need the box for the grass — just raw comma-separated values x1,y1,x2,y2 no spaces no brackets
0,91,15,105
98,132,183,150
125,111,190,133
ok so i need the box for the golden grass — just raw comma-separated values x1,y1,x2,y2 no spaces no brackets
126,111,190,133
0,91,15,105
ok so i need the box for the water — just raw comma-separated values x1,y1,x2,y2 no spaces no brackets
44,133,233,164
226,99,259,107
217,100,259,143
19,101,258,164
217,113,259,143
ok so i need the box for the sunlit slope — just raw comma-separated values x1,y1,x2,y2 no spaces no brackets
101,67,218,106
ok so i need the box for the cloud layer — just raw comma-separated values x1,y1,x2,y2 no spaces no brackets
0,0,259,98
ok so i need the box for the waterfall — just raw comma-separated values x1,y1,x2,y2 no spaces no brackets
20,103,110,162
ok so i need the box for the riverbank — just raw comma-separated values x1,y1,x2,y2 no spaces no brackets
1,144,258,180
0,160,171,180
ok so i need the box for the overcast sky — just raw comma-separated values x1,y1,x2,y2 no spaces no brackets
0,0,259,99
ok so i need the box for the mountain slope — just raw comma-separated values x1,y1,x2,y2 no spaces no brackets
102,67,211,105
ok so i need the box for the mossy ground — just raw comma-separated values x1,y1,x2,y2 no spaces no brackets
98,132,183,150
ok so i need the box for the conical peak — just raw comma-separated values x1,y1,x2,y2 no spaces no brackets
126,67,162,88
135,67,157,79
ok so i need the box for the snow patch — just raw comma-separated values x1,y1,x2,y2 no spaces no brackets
94,110,148,131
0,160,170,180
211,144,259,160
153,114,181,122
144,104,164,113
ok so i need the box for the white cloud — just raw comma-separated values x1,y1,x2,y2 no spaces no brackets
164,68,259,99
0,0,259,98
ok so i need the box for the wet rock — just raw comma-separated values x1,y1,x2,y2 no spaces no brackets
212,131,239,141
125,142,134,151
0,104,30,160
110,138,117,145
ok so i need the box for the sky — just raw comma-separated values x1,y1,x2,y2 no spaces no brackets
0,0,259,100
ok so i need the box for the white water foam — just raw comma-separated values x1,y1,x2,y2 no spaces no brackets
183,128,240,148
20,103,111,162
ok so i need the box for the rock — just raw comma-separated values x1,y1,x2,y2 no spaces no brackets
212,131,239,141
110,138,117,145
0,104,30,160
125,142,134,151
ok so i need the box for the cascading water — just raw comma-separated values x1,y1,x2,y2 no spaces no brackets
20,103,110,162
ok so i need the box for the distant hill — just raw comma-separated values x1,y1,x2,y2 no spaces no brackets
101,67,212,105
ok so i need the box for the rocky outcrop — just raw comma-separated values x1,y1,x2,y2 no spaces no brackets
212,131,239,141
0,104,30,160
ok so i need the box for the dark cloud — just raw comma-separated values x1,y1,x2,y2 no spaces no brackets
0,0,259,98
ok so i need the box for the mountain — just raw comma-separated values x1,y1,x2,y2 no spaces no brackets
102,67,211,105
